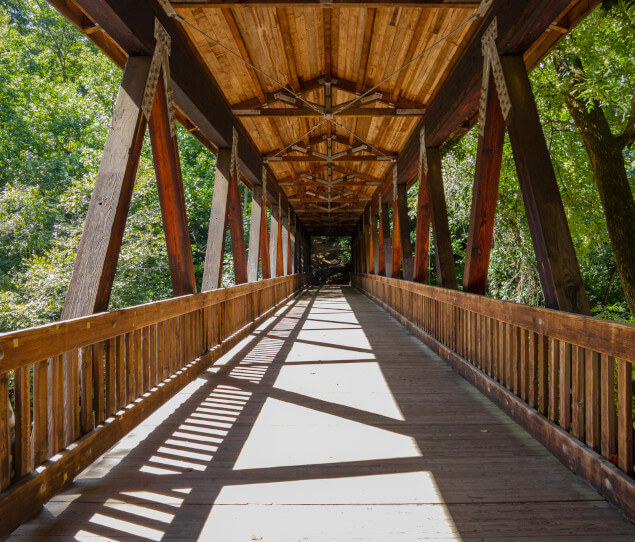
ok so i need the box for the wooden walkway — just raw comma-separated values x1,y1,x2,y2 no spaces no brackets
10,286,634,541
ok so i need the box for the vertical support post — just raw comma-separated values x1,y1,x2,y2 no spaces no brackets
202,148,231,290
396,183,414,281
371,209,379,274
260,197,271,280
226,158,247,285
62,57,151,319
149,73,197,295
391,201,402,279
413,172,432,284
247,185,263,282
427,148,458,289
364,213,371,273
281,205,289,276
380,201,392,277
500,55,590,314
269,199,279,278
463,70,505,295
289,212,295,274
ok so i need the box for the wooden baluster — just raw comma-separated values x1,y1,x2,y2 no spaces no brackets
93,341,105,425
496,321,504,384
537,334,549,416
519,329,528,402
32,360,48,467
14,366,32,477
559,342,572,431
142,327,150,392
549,339,560,423
115,336,124,411
571,345,585,440
125,332,134,404
79,347,94,435
585,350,601,452
617,360,633,475
105,338,116,418
49,355,65,453
0,373,9,490
600,354,617,459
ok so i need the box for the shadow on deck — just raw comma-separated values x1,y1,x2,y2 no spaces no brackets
10,286,634,541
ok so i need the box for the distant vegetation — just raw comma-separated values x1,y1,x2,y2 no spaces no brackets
0,0,632,332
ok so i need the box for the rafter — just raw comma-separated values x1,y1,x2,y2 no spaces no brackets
232,107,424,117
231,76,425,111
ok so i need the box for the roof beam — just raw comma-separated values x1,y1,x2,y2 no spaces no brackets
71,0,289,209
232,107,424,117
370,0,590,206
265,154,395,162
172,1,480,8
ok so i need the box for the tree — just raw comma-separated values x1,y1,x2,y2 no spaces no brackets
551,0,635,316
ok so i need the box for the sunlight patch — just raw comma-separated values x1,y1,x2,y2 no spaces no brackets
233,398,420,470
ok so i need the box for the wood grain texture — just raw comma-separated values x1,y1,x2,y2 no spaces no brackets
426,148,457,289
7,285,634,541
202,148,232,290
501,55,589,315
61,57,150,319
149,74,197,296
462,72,504,295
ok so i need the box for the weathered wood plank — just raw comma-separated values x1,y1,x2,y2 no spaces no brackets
149,73,197,296
501,55,589,314
462,72,504,295
202,148,232,291
426,148,457,289
61,57,150,319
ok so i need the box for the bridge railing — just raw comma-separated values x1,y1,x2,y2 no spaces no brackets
352,273,634,519
0,273,309,536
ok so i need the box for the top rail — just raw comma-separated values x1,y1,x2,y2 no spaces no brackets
360,274,635,363
0,275,300,373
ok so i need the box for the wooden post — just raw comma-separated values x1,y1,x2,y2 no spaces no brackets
226,160,248,285
413,167,432,284
281,206,289,276
247,185,263,282
364,213,371,273
270,200,279,278
260,197,271,279
463,71,505,295
289,212,295,274
427,147,458,289
396,183,414,281
391,201,402,279
202,148,231,290
371,209,379,274
501,55,590,314
149,73,197,296
62,57,151,319
380,201,392,277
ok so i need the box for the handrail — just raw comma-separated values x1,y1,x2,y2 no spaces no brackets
355,274,634,362
0,273,310,537
352,273,634,519
0,276,304,372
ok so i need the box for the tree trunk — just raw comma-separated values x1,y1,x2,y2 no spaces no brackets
564,92,635,316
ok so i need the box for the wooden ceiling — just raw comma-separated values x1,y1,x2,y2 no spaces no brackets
172,1,479,233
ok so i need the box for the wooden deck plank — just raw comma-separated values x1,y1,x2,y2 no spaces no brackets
9,287,634,541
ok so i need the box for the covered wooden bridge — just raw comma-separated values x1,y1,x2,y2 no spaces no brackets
0,0,633,539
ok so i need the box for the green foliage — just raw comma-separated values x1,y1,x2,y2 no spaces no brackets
0,0,224,330
0,0,632,333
